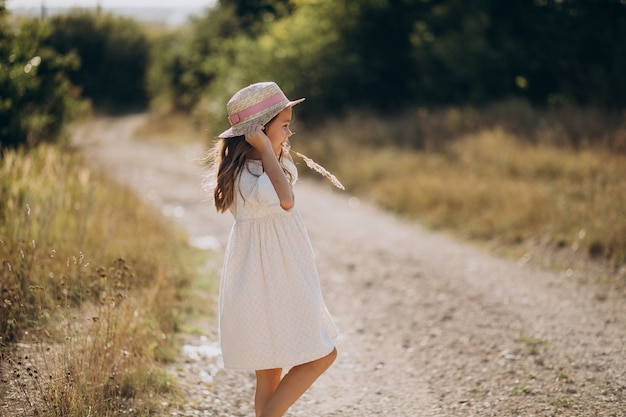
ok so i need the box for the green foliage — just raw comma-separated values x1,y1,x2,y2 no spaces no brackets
149,0,626,130
218,0,294,34
0,16,81,148
148,5,242,113
485,0,626,108
47,10,151,111
1,9,153,148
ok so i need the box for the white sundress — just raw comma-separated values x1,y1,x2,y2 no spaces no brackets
218,158,337,371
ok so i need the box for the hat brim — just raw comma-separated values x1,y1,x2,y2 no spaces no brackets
218,98,305,139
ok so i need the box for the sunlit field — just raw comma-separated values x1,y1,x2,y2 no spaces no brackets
130,101,626,288
2,100,622,414
0,145,202,416
294,101,626,291
4,1,625,414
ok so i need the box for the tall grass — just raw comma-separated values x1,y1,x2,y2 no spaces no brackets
0,144,198,416
295,101,626,279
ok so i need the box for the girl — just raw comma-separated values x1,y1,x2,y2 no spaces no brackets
207,81,338,417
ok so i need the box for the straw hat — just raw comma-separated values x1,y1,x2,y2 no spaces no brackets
218,82,305,138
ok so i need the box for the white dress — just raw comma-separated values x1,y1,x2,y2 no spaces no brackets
218,158,337,371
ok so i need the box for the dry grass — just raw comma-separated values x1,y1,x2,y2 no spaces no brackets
293,101,626,286
342,131,626,252
0,144,202,416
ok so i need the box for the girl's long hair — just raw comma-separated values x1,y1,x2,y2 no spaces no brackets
207,135,251,212
204,117,294,212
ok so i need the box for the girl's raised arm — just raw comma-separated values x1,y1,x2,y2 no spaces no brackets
245,125,294,210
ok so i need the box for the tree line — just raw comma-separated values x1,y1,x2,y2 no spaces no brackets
1,5,149,148
2,0,625,147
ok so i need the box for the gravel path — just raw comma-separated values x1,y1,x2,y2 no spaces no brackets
74,114,625,417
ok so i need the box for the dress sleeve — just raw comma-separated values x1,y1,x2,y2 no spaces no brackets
250,172,281,206
239,168,281,207
239,159,298,207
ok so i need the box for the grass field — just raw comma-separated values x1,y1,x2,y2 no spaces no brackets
1,100,623,414
0,144,204,416
292,101,626,290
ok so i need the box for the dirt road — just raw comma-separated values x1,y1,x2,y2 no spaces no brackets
74,114,625,417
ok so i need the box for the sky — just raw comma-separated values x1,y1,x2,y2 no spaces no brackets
10,0,216,8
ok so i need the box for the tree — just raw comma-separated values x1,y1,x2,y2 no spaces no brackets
149,0,626,120
0,16,80,148
218,0,294,34
47,11,150,111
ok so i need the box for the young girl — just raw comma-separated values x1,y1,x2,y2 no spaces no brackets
207,81,338,417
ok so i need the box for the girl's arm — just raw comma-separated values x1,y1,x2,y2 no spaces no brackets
245,125,295,210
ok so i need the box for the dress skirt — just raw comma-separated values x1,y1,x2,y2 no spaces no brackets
218,159,337,371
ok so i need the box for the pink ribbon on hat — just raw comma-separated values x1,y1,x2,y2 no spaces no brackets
228,92,286,126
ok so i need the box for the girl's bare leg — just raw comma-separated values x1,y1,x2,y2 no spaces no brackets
258,348,337,417
255,368,282,417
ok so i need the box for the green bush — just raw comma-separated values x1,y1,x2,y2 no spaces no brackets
47,10,150,111
148,0,626,128
0,15,81,148
147,4,243,113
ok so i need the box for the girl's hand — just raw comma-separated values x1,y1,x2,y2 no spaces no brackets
244,124,271,152
244,124,294,210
